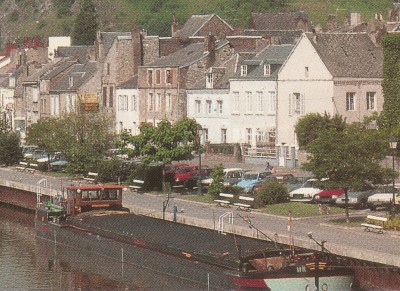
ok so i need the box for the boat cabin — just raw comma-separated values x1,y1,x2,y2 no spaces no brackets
63,184,126,215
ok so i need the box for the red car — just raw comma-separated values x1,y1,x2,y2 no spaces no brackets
313,189,345,204
173,165,209,185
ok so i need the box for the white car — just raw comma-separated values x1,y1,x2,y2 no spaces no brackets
289,178,323,202
201,168,244,187
367,187,399,210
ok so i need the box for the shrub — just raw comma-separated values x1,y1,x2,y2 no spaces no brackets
221,185,244,195
254,181,288,208
208,164,224,198
127,163,163,192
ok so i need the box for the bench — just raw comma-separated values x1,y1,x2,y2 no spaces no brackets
214,193,234,207
26,163,38,173
233,195,255,211
84,172,98,183
16,161,28,171
361,215,388,234
129,179,145,192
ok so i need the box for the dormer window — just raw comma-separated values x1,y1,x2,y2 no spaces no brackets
264,64,271,76
206,73,213,89
241,65,247,76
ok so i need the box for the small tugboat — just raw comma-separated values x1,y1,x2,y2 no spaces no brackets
35,184,354,290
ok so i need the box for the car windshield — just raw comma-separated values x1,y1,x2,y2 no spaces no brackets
243,173,259,180
302,180,318,188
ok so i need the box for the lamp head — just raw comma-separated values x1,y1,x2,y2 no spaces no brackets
307,232,313,239
390,136,398,150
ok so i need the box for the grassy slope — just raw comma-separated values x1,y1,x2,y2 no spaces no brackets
0,0,395,44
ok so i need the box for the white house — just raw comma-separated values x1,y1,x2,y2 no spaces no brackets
277,32,383,167
115,77,139,135
229,44,294,161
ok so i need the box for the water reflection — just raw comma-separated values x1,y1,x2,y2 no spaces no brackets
0,205,206,290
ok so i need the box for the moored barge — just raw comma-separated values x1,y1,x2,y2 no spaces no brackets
35,184,355,290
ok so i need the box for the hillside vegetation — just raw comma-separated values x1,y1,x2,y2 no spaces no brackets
0,0,394,47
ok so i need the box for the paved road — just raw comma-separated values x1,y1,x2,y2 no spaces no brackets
1,166,399,268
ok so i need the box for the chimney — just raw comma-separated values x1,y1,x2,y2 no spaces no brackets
131,27,143,75
171,15,178,37
350,12,361,26
326,14,337,31
204,34,215,64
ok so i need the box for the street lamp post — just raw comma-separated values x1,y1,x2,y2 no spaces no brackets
197,125,203,195
390,136,398,219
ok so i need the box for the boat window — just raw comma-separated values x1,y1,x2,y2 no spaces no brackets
82,190,100,200
102,189,118,200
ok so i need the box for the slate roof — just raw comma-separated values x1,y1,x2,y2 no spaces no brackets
50,61,98,91
232,44,294,79
57,46,95,63
174,14,233,37
117,75,138,89
250,12,309,31
100,32,131,55
145,40,229,68
305,33,382,78
23,59,73,83
0,74,9,87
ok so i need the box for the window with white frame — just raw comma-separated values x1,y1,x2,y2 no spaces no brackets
233,91,239,113
156,69,161,84
131,95,137,111
268,91,276,114
245,91,252,113
66,94,75,113
346,92,355,111
166,93,172,112
118,95,128,111
246,128,252,144
241,65,247,76
217,100,223,114
289,93,304,115
147,69,153,85
203,128,209,142
256,91,263,113
50,95,59,115
156,93,162,111
221,128,227,143
206,73,213,89
165,69,172,84
264,64,271,76
148,93,154,111
195,100,201,114
40,98,46,113
206,100,212,114
366,92,376,110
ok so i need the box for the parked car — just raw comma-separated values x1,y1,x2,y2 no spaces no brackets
50,156,68,172
174,165,209,186
367,186,399,210
235,171,271,194
313,189,345,204
335,190,377,209
289,178,322,202
282,176,311,192
183,168,212,189
201,168,245,187
252,176,279,195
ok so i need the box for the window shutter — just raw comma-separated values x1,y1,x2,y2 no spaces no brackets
288,94,292,116
301,94,305,115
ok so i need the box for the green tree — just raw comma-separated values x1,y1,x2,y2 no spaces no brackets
118,118,200,181
0,131,22,165
254,181,288,208
71,0,98,45
380,33,400,130
295,112,346,149
301,121,395,222
26,112,115,174
208,164,224,198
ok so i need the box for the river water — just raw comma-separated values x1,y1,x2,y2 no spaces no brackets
0,204,206,290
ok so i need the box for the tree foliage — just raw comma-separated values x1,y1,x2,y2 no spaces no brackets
295,112,346,149
0,131,22,165
254,181,288,208
301,122,394,190
208,164,224,198
118,118,200,165
380,33,400,130
71,0,98,45
26,112,115,174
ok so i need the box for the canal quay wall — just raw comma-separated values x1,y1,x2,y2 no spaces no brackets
0,168,400,290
